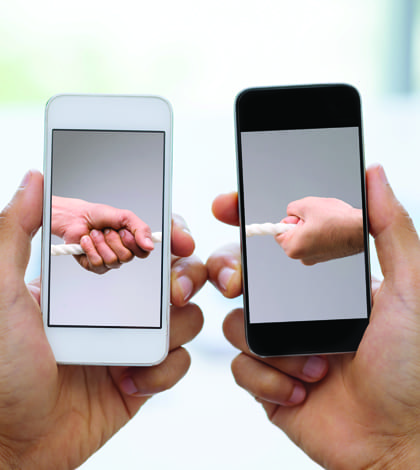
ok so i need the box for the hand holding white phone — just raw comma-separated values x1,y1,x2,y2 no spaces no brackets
41,94,173,365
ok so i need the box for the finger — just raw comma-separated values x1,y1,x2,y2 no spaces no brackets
371,275,381,297
79,234,109,274
121,210,154,253
223,309,328,382
89,206,154,252
206,243,242,298
119,229,150,259
171,255,207,306
231,353,307,406
280,215,300,225
275,220,306,260
257,398,307,445
27,277,41,305
111,303,203,404
118,347,191,398
0,170,43,277
171,214,195,258
212,192,239,226
169,303,204,350
366,164,420,281
275,217,303,250
286,198,310,220
104,229,134,263
90,229,121,269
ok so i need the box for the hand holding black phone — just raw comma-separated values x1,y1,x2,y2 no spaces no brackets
235,84,371,356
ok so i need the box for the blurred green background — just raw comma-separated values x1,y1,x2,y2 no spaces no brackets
0,0,418,105
0,1,419,469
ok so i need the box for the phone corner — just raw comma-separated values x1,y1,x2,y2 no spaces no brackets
235,87,249,104
44,93,69,111
144,334,170,367
244,330,266,358
151,348,170,367
149,95,174,120
234,86,257,110
338,83,362,102
156,95,173,111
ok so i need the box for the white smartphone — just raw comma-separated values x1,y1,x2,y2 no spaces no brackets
41,94,172,365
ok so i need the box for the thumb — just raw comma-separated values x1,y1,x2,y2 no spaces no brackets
0,170,43,277
366,164,420,281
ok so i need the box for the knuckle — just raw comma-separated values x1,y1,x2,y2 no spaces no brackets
255,371,280,398
106,254,119,266
285,233,311,259
90,256,104,268
120,251,134,263
231,354,240,370
119,209,135,226
104,229,118,242
137,250,150,259
286,201,296,213
301,259,315,266
231,354,246,381
95,267,109,275
284,245,304,260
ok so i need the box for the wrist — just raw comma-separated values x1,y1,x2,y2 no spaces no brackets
51,196,69,238
51,195,87,240
368,436,420,470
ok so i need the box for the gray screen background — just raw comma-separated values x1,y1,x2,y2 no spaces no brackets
49,130,164,327
241,127,368,323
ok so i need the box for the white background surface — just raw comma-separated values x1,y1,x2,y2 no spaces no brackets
0,97,419,469
0,1,419,468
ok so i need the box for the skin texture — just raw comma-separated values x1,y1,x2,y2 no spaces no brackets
276,196,364,265
52,196,155,274
0,171,207,470
207,165,420,469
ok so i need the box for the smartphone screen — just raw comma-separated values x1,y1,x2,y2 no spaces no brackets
236,85,371,355
49,129,165,328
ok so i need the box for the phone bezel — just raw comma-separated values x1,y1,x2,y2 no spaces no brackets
235,84,372,356
41,94,172,365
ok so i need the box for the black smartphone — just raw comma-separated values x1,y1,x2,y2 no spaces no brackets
235,84,371,356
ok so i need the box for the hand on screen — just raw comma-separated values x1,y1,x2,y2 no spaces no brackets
0,171,206,470
51,195,154,274
208,165,420,469
276,196,364,265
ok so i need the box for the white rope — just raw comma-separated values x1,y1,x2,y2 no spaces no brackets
50,223,296,256
51,231,162,256
245,222,296,238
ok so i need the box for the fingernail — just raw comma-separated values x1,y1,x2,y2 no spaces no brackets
120,376,138,396
176,275,194,302
288,384,306,405
119,229,126,238
20,170,32,188
302,356,327,379
80,235,89,246
144,237,154,250
173,216,191,234
377,164,389,185
218,266,236,291
104,228,110,235
182,226,192,235
91,229,100,238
